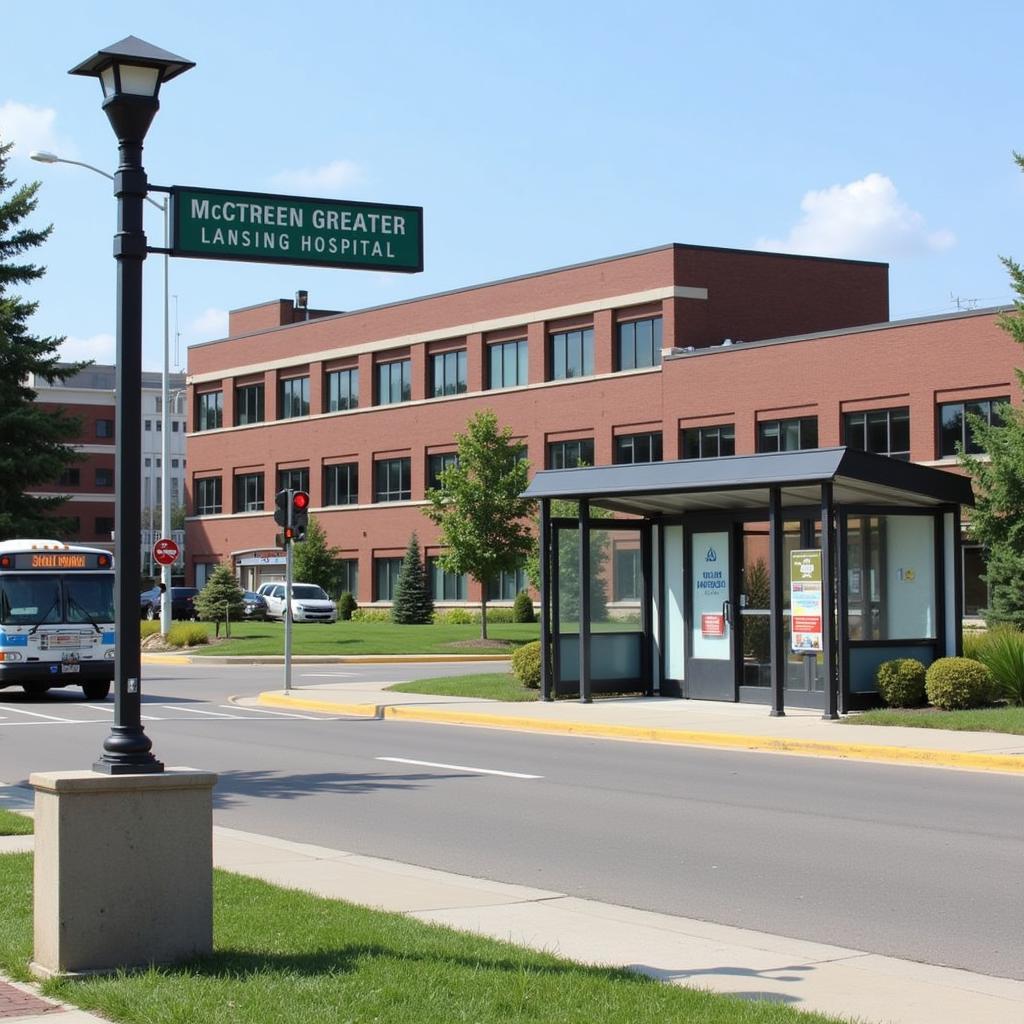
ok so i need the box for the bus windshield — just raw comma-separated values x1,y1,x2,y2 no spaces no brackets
0,574,115,627
66,575,116,624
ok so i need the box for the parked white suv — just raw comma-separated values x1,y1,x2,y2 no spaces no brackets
262,583,338,623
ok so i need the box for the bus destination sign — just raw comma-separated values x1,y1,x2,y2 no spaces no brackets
14,553,110,570
169,186,424,273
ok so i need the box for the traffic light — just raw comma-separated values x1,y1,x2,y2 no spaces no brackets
291,490,310,542
274,488,292,528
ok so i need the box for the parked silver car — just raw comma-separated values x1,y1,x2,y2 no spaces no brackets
262,583,337,623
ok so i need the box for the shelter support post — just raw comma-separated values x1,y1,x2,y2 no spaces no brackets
641,521,654,696
579,499,592,703
820,483,839,719
540,499,553,701
768,486,785,716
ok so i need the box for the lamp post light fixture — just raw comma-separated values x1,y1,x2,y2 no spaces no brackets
30,150,176,636
69,36,194,774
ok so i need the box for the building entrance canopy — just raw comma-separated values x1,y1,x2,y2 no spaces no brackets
524,448,973,716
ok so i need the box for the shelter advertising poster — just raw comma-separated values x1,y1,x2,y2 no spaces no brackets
790,549,823,653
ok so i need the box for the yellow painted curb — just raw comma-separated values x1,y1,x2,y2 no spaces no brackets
258,692,380,717
257,691,1024,774
141,654,193,665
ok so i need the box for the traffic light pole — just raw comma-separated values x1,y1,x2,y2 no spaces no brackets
284,532,293,692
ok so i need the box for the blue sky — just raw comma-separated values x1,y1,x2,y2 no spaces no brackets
2,1,1021,371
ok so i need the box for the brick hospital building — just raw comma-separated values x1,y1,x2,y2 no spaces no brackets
184,243,1016,617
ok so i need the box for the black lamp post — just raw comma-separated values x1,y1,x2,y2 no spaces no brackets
70,37,194,774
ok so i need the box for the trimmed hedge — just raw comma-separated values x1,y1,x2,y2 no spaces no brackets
337,592,358,621
434,608,474,624
875,658,927,708
167,623,209,648
510,641,543,689
351,608,391,623
513,590,536,623
925,656,992,710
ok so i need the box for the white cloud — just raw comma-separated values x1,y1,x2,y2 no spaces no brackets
59,333,115,364
270,160,363,192
0,100,75,160
757,173,955,259
188,307,229,341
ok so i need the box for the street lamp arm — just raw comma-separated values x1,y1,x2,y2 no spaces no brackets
30,150,166,211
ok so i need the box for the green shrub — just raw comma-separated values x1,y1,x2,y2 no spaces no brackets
166,623,209,648
511,640,543,688
962,628,988,661
337,592,357,621
513,590,536,624
925,656,993,710
974,626,1024,706
140,621,161,638
350,608,391,623
434,608,474,624
483,607,514,624
875,658,927,707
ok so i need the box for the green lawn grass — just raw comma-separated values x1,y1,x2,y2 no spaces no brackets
387,672,539,701
177,620,539,657
841,705,1024,734
0,809,31,836
0,855,842,1024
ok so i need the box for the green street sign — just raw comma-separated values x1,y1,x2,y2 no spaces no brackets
168,186,423,273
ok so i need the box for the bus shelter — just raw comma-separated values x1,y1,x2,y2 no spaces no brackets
524,447,974,717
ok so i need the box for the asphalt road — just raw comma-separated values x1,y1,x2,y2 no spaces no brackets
2,661,1022,981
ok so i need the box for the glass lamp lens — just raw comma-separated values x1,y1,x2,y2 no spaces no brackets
100,66,116,98
116,64,161,97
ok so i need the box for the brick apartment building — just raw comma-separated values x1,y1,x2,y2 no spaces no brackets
184,243,1015,616
28,364,187,573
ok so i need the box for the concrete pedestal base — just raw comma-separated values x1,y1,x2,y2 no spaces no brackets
29,768,217,977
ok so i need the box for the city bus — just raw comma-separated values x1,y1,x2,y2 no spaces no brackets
0,539,115,700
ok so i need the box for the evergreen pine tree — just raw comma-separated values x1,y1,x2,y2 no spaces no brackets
391,532,434,624
194,562,246,637
0,138,87,539
961,152,1024,627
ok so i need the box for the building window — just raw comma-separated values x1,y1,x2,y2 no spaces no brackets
374,457,411,501
937,397,1008,457
171,459,179,468
144,420,152,431
95,516,114,536
195,476,222,515
144,458,152,468
279,376,310,419
324,463,358,506
547,438,594,469
757,417,818,453
486,567,529,601
95,419,114,438
617,317,663,371
427,557,468,601
235,473,265,512
613,546,642,602
57,467,80,487
376,359,411,406
431,350,467,397
95,468,113,488
843,408,910,460
196,391,223,431
156,420,162,432
172,421,180,432
488,339,528,389
374,557,403,601
326,368,359,411
963,545,987,617
236,383,265,425
614,432,663,464
551,327,594,380
427,452,458,490
278,467,309,494
682,424,736,459
337,558,359,597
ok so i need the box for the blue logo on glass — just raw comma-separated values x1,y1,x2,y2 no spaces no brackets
706,548,717,562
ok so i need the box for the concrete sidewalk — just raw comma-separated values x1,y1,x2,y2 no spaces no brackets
1,822,1022,1024
253,678,1024,775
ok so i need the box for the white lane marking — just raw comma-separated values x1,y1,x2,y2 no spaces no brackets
300,672,359,678
0,704,81,723
376,756,542,779
165,705,237,719
219,705,330,720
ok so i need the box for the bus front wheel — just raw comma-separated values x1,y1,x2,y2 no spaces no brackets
82,680,111,701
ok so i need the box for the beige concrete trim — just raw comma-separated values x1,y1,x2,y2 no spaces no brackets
188,286,706,385
29,767,218,794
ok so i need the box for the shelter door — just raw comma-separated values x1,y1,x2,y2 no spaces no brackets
686,528,738,700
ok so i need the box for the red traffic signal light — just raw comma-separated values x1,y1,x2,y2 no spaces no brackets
292,491,310,512
291,491,310,542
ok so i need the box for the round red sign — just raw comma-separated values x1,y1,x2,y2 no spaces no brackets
153,538,180,566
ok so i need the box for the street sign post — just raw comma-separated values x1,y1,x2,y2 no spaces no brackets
168,186,423,273
152,538,180,567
